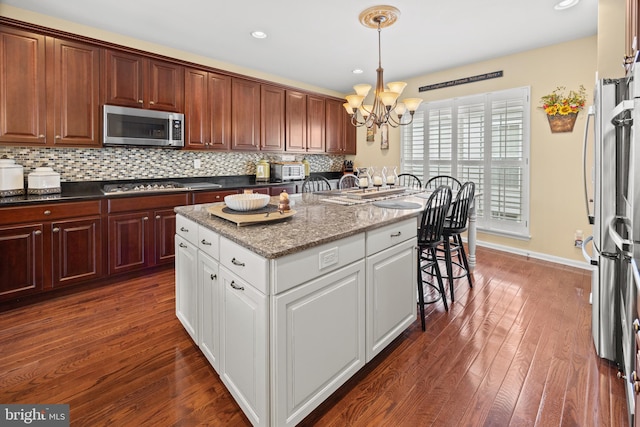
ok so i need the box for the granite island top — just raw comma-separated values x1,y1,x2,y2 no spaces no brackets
174,192,428,259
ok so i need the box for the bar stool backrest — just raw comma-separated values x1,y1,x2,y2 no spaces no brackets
302,176,332,193
425,175,461,192
447,181,475,231
398,173,422,189
418,185,452,246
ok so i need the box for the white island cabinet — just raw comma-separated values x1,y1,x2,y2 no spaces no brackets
175,193,424,426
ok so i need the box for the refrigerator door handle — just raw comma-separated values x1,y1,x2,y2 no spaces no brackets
581,235,598,265
608,216,634,256
610,99,634,127
583,105,595,225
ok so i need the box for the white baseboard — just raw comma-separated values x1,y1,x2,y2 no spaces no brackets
475,240,594,271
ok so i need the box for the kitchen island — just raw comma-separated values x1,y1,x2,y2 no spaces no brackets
174,192,426,426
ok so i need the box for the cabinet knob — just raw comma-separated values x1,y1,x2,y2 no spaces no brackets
55,135,61,139
38,134,45,139
230,281,245,291
210,273,217,280
142,216,149,221
180,227,189,232
149,101,155,105
43,210,51,215
52,227,60,233
231,257,245,267
34,230,42,236
179,243,188,248
138,99,144,104
201,239,212,246
155,215,161,219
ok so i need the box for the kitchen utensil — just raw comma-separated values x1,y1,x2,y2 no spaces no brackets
224,193,270,211
0,156,25,197
28,165,61,195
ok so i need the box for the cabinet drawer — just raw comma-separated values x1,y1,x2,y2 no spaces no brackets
220,237,268,294
198,225,220,260
0,200,101,226
272,233,365,294
366,218,417,256
176,215,198,245
107,193,189,213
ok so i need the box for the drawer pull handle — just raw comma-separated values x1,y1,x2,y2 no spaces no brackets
391,231,402,237
179,243,188,248
44,210,51,215
180,227,189,232
231,257,245,267
34,230,42,236
210,273,217,280
52,227,60,233
230,281,244,291
201,239,212,246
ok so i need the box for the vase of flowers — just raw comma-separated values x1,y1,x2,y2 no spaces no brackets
540,85,587,133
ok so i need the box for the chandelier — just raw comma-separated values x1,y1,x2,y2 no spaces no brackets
343,6,423,129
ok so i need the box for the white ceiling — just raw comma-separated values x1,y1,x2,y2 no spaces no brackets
2,0,598,94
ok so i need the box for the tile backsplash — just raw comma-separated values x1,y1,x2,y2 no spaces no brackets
0,146,345,182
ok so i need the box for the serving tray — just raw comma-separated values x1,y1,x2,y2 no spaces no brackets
342,187,407,199
207,204,296,226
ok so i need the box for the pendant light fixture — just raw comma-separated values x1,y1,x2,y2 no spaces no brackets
344,5,423,129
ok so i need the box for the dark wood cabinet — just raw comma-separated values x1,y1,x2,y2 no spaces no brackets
103,49,184,112
261,84,285,151
192,189,239,204
343,112,357,155
107,194,188,275
231,78,261,151
326,98,356,155
286,90,307,152
0,224,44,300
184,68,231,150
50,38,101,147
627,0,640,68
52,216,102,287
307,95,326,153
0,26,47,145
269,183,298,195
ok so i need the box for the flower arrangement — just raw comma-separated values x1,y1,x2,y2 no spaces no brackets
540,85,587,116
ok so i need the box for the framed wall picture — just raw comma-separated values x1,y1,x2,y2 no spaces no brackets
380,123,389,149
366,126,376,142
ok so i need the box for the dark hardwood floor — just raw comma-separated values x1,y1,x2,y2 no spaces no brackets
0,247,628,426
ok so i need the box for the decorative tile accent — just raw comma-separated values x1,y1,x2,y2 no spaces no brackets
0,147,345,182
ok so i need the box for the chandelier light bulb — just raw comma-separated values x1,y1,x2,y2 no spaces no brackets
380,91,399,107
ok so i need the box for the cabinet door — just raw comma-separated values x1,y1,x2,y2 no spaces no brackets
272,260,365,427
343,109,357,155
184,68,210,149
307,95,325,152
154,208,177,266
0,224,44,300
365,239,416,361
220,267,268,427
148,58,184,112
175,235,199,343
50,38,101,147
0,27,46,145
108,211,150,274
52,216,102,288
192,189,238,204
325,98,344,153
103,49,144,108
199,251,220,372
261,84,285,151
231,78,261,151
285,91,307,152
208,72,232,150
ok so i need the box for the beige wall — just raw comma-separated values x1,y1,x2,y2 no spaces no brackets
353,36,598,264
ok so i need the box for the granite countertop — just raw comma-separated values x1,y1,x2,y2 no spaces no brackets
0,173,341,207
175,192,427,259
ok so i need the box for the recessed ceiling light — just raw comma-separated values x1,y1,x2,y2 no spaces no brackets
251,31,267,39
352,69,364,74
554,0,579,10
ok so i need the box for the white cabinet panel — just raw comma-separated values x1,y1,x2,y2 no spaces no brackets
175,234,199,343
366,238,417,361
220,266,268,427
198,251,220,372
366,217,417,256
220,236,268,294
176,215,198,245
198,225,219,259
272,260,365,426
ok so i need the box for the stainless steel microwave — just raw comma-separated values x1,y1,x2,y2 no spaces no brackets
103,105,184,148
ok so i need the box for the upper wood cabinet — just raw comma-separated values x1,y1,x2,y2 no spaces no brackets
325,98,357,155
285,90,307,152
307,95,326,152
261,84,285,152
0,26,47,145
231,78,261,151
103,49,184,112
184,68,231,150
50,38,101,147
627,0,640,67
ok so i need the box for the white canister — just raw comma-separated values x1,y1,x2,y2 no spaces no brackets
28,166,61,195
0,157,25,197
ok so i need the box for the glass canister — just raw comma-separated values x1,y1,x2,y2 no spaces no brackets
386,166,398,186
356,167,369,189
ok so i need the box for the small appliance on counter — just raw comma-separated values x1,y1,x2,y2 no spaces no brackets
0,156,25,197
343,160,354,174
28,164,61,195
270,161,305,182
256,159,270,182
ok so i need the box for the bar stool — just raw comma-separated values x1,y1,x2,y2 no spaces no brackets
424,175,461,192
302,176,332,193
338,174,358,189
398,173,422,189
441,181,475,304
417,185,452,331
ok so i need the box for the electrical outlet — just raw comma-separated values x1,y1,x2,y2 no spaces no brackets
193,159,201,169
574,229,583,248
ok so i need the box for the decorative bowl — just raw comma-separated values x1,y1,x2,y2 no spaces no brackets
224,193,270,211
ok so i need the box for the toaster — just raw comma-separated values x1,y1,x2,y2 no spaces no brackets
270,162,305,182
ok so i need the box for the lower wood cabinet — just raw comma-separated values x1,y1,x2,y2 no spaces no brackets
52,216,102,288
0,224,44,299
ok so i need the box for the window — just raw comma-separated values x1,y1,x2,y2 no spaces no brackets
401,87,530,237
